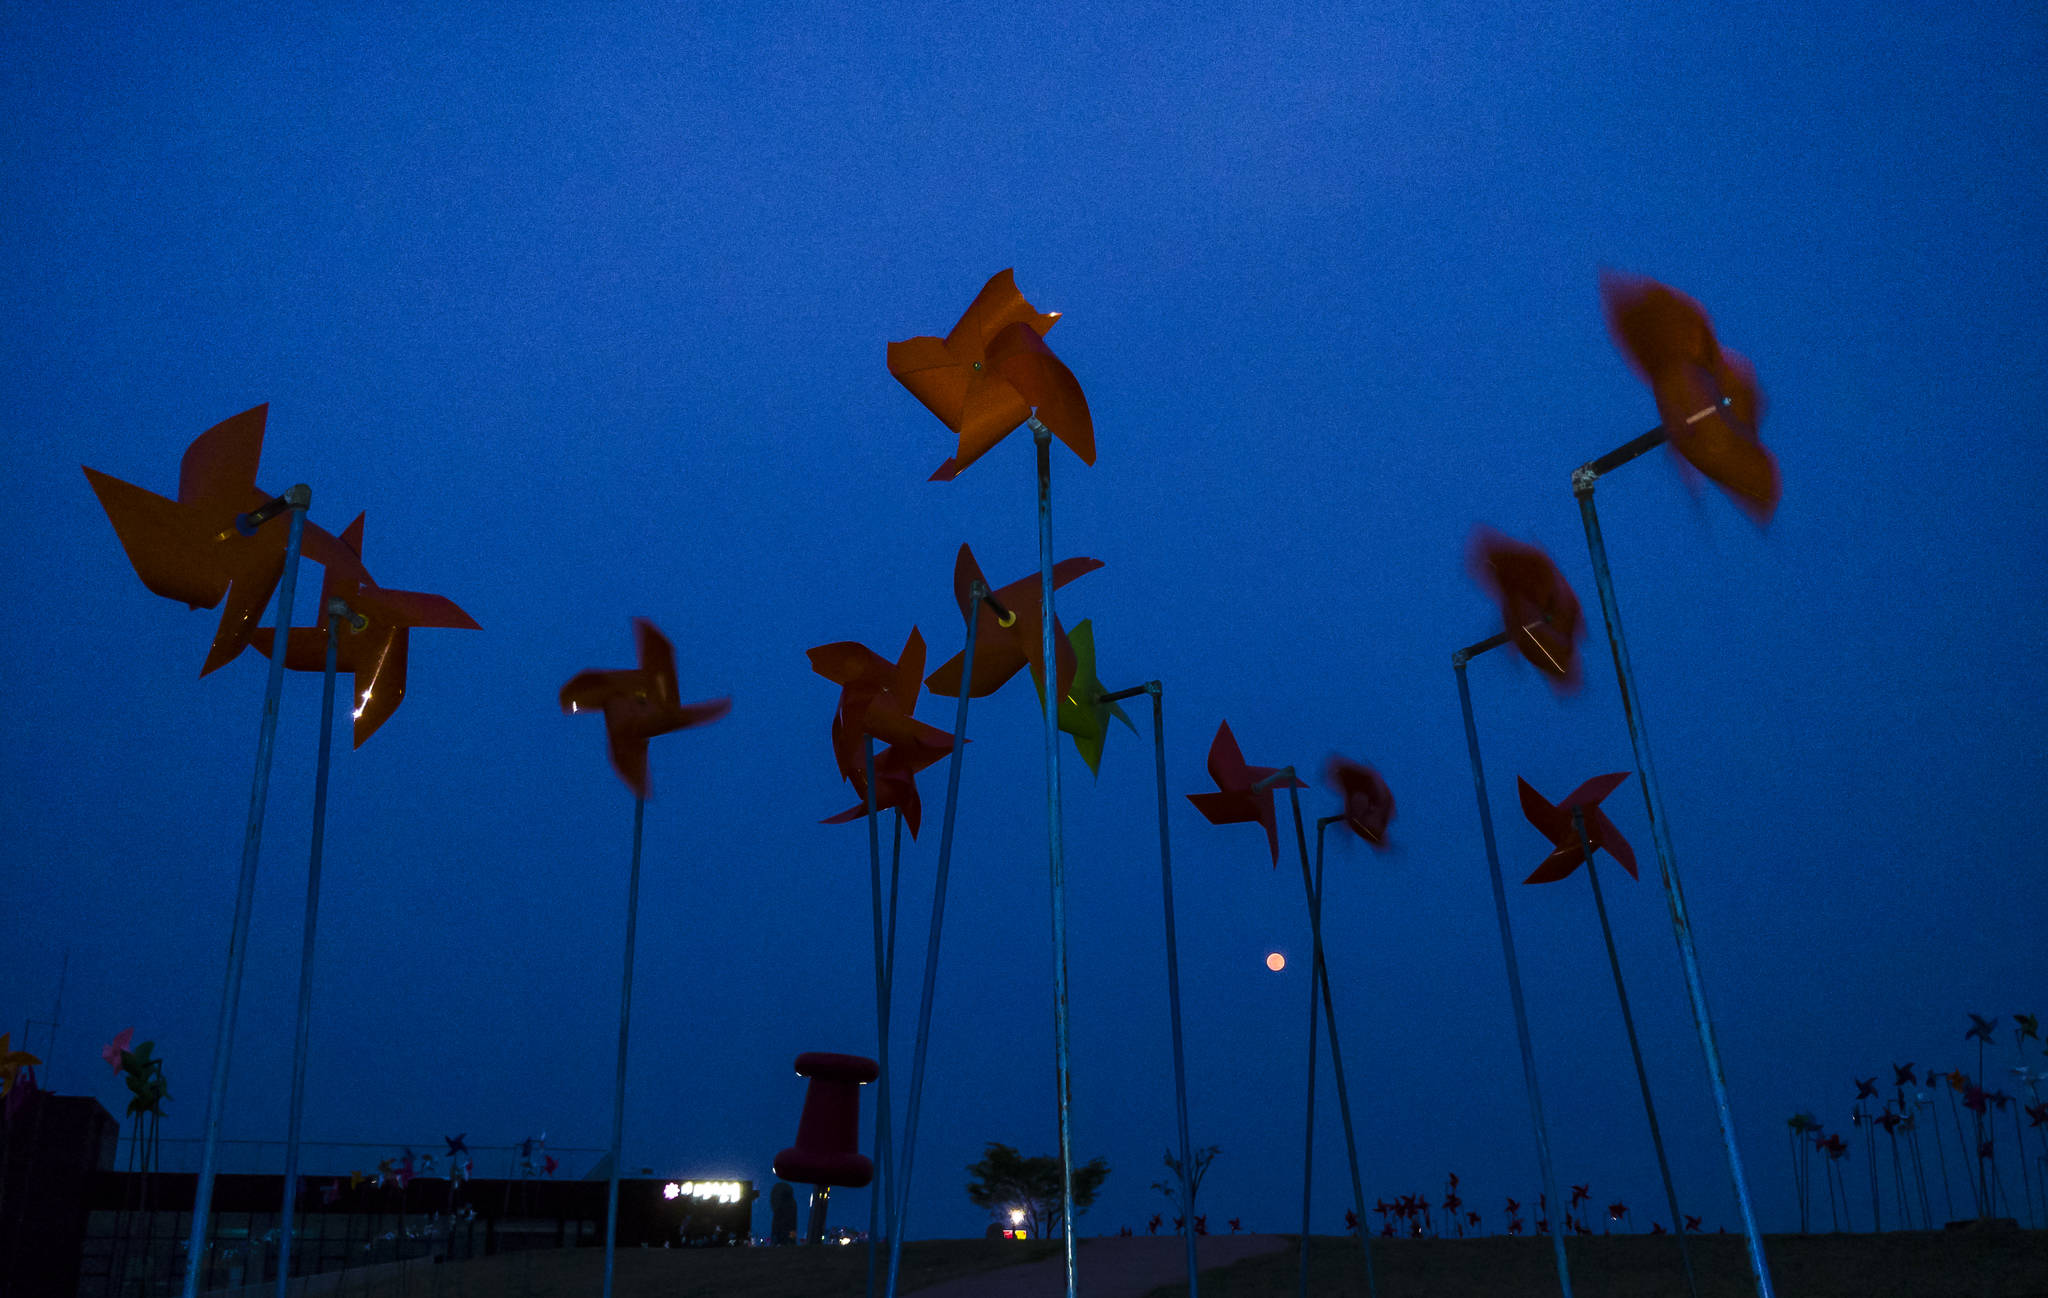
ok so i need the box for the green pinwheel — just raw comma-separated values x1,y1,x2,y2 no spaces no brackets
1057,620,1135,775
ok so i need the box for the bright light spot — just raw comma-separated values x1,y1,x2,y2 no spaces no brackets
353,688,372,721
671,1180,743,1203
1266,952,1286,972
1010,1208,1026,1225
838,1237,851,1246
663,1183,681,1200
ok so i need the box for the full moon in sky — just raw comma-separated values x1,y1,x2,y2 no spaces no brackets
1265,952,1285,972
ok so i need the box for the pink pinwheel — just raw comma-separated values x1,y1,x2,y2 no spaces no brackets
808,628,956,785
103,1028,135,1072
1467,526,1585,691
1517,772,1637,883
1600,272,1778,524
1186,720,1304,865
1325,757,1395,846
560,619,731,798
887,269,1095,474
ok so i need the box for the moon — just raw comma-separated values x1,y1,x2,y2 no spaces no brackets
1265,951,1285,972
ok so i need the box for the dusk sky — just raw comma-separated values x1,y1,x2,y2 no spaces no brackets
5,1,2044,1249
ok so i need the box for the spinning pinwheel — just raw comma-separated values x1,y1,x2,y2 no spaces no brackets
807,627,960,1272
1522,771,1696,1297
84,406,352,1298
1450,524,1583,1298
1571,274,1780,1294
890,266,1100,1298
561,618,728,1298
249,511,479,1284
1192,725,1375,1297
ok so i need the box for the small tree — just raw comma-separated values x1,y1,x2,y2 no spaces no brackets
1150,1144,1220,1227
966,1142,1111,1238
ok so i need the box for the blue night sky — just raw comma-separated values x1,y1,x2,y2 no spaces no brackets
4,1,2044,1247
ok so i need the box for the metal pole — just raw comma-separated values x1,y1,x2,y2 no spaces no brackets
1572,809,1697,1297
1573,466,1775,1297
865,738,895,1298
1031,419,1079,1297
277,605,344,1297
1297,821,1330,1298
1288,784,1375,1298
885,584,986,1298
1452,655,1574,1298
1148,683,1201,1296
181,487,309,1298
601,794,646,1298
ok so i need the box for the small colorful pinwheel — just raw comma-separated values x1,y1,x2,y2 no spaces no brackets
1599,273,1778,524
1186,720,1304,865
887,269,1094,474
819,734,952,837
1056,620,1135,775
560,619,731,798
1467,527,1585,690
103,1028,135,1072
808,628,955,784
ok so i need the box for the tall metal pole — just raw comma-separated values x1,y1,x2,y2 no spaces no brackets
1296,820,1333,1298
865,737,896,1298
885,584,987,1298
1452,651,1574,1297
1031,419,1079,1297
181,487,310,1298
1285,783,1375,1298
601,794,647,1298
1105,678,1200,1295
277,604,345,1297
1573,458,1774,1298
1572,809,1697,1297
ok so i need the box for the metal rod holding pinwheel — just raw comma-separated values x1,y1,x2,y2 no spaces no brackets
180,485,310,1298
1457,525,1594,1298
888,269,1098,1298
253,512,478,1291
560,619,730,1298
1576,272,1784,1298
1297,819,1330,1298
1559,798,1698,1298
885,581,994,1298
1099,677,1199,1296
275,598,344,1297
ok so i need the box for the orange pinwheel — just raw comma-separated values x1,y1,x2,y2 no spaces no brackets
1325,757,1395,846
1518,772,1637,883
1600,272,1778,524
820,732,953,838
887,269,1095,473
807,628,955,784
560,618,731,798
1467,526,1584,690
1187,720,1304,865
0,1034,38,1097
251,514,479,746
82,404,366,674
923,544,1102,702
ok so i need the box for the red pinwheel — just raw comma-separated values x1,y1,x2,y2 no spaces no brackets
543,1154,558,1176
1855,1078,1879,1102
819,733,952,838
1963,1085,1989,1116
251,513,480,746
1966,1014,1999,1044
1467,527,1585,690
1518,773,1637,883
1325,757,1395,846
1571,1184,1591,1211
1147,1214,1161,1236
1228,1217,1242,1234
1608,1201,1627,1222
1817,1134,1848,1159
560,619,731,798
1877,1108,1902,1135
887,269,1095,474
1684,1214,1702,1233
1187,720,1305,865
1599,272,1778,524
924,544,1102,703
808,627,956,783
82,405,366,674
